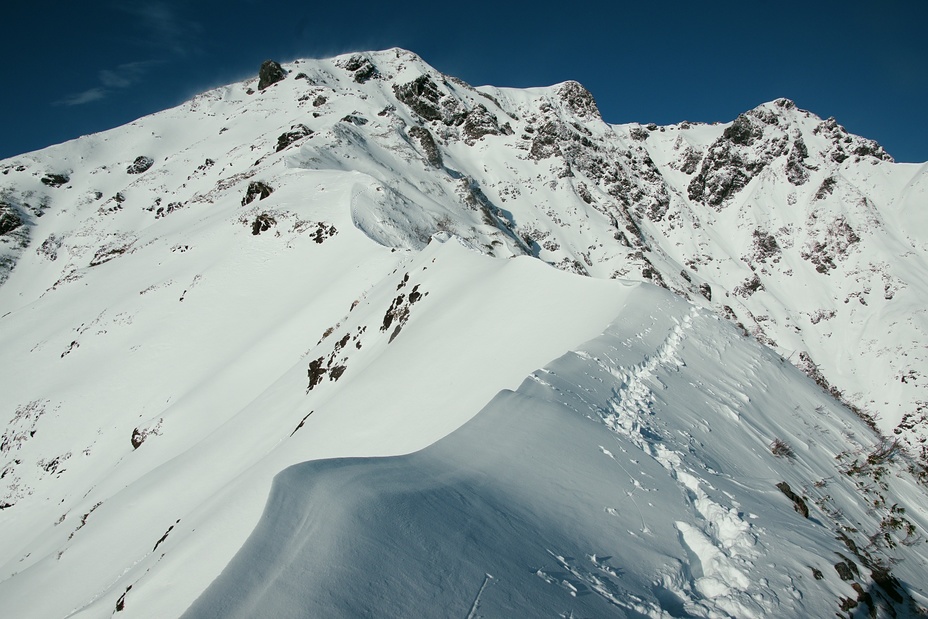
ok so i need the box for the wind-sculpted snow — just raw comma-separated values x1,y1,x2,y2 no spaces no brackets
186,288,928,618
0,232,639,617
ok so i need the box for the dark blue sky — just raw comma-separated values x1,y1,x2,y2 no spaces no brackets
2,1,926,162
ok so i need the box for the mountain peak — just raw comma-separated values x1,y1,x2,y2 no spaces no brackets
1,48,927,619
555,80,601,120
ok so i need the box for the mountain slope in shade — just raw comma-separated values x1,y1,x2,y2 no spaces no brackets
0,48,926,617
185,290,928,618
0,237,648,618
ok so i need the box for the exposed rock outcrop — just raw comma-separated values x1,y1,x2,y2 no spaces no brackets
408,126,442,167
276,124,313,152
462,105,502,144
126,156,154,174
393,75,444,122
40,173,70,187
242,181,273,206
339,55,378,83
558,80,601,119
251,213,276,235
0,202,23,236
258,60,287,90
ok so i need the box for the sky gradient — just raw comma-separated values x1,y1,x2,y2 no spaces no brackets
2,0,926,162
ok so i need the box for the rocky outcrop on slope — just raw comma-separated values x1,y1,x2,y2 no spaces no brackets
275,124,313,152
407,126,442,167
0,202,23,236
393,75,445,122
688,100,799,207
0,198,32,284
126,156,154,175
337,54,378,84
241,181,273,206
257,60,286,90
814,116,893,164
557,80,601,119
392,73,508,146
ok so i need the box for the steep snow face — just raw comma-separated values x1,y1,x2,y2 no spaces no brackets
186,288,928,619
0,48,926,618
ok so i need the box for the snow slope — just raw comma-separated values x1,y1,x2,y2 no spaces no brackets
0,48,926,617
186,288,928,618
0,234,646,618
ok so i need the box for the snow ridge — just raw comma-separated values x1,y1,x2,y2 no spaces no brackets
184,288,928,618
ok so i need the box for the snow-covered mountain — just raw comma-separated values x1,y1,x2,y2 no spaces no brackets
1,48,927,617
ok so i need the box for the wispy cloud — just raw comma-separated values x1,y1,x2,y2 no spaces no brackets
116,1,202,57
55,60,161,106
57,88,108,107
98,70,132,89
55,2,201,106
101,60,160,88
